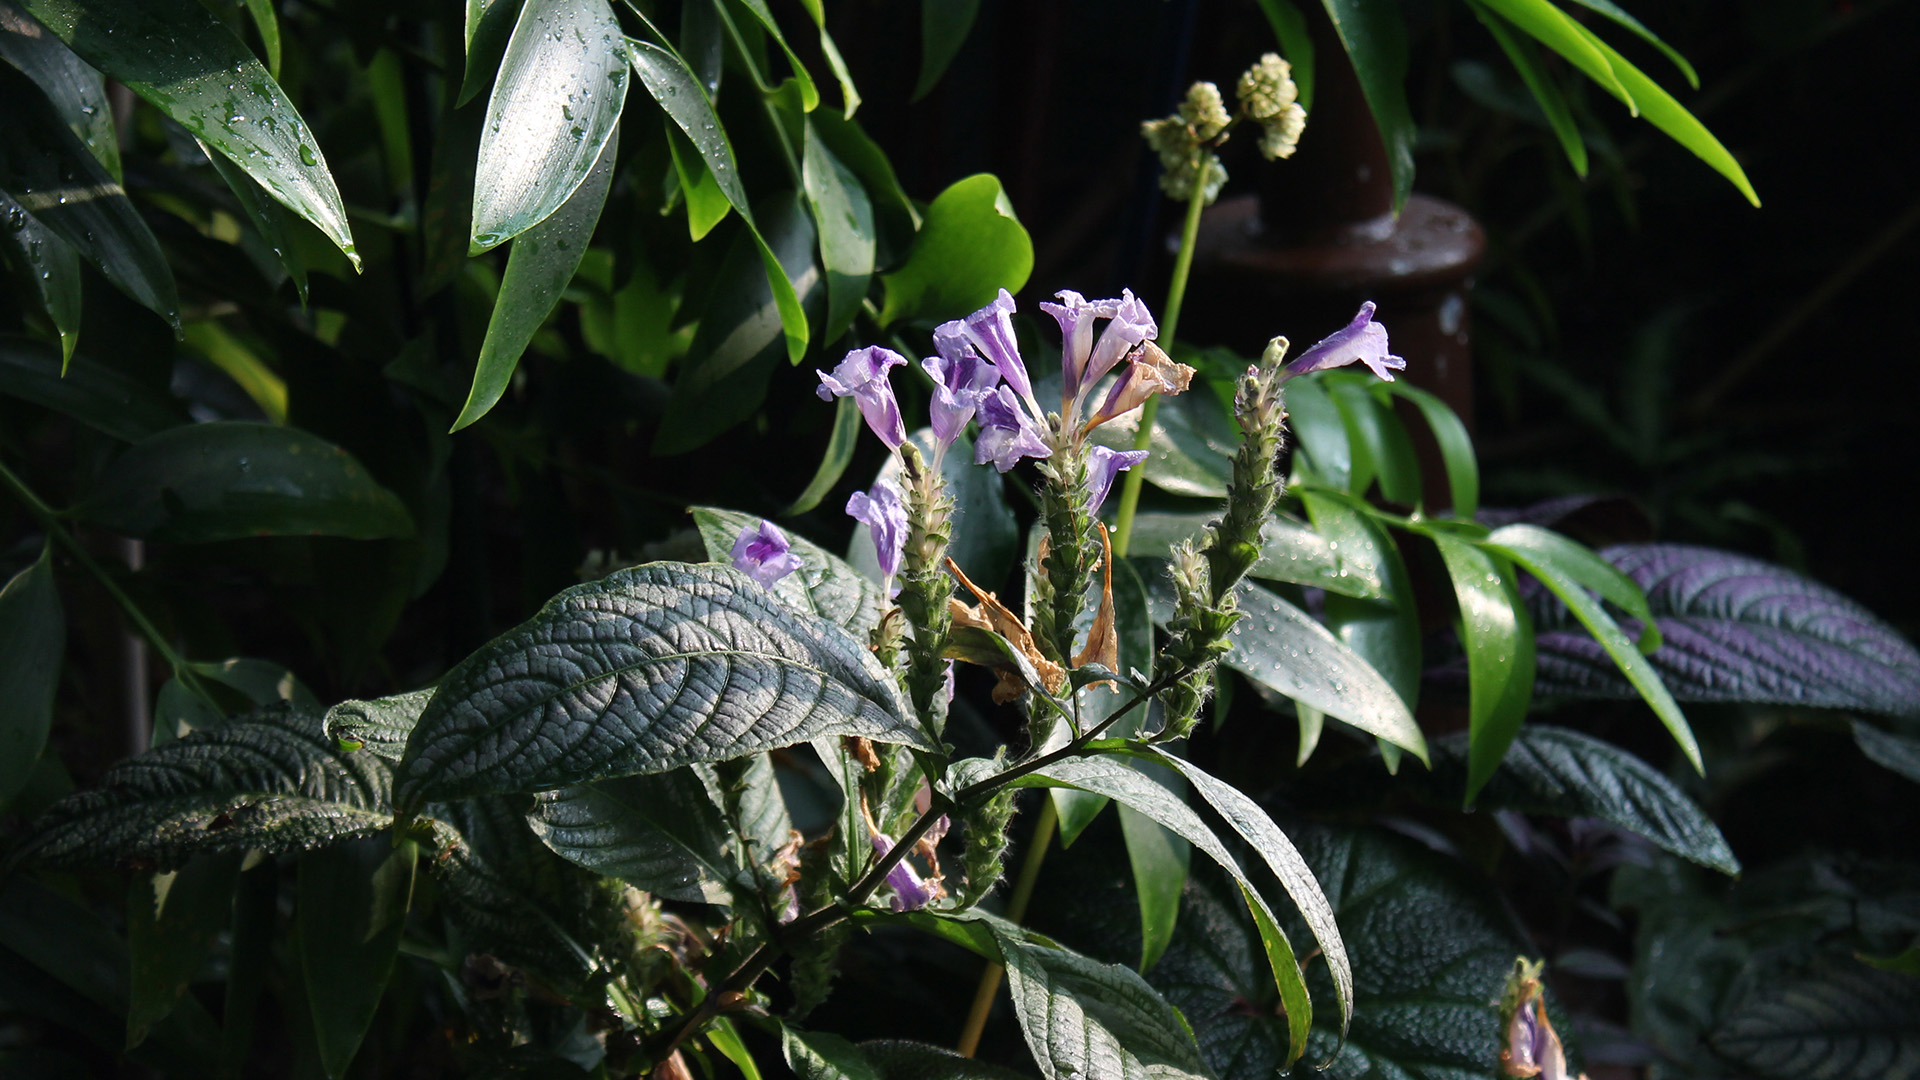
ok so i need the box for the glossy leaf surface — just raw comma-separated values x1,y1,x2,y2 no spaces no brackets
1126,511,1383,600
878,173,1032,326
804,120,875,344
1429,531,1533,803
1319,0,1415,210
0,190,81,361
0,1,119,176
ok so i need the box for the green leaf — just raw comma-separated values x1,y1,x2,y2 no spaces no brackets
783,393,861,516
460,0,522,106
455,125,618,430
237,0,278,77
324,688,434,760
1319,0,1415,211
0,192,81,362
1089,379,1238,500
1854,720,1920,785
0,62,177,325
666,122,731,239
804,119,876,344
710,1016,767,1080
203,146,308,304
126,852,241,1050
878,174,1032,327
811,110,920,245
693,506,884,636
12,710,396,871
189,657,319,712
0,1,121,177
1466,1,1588,176
1281,376,1349,490
1486,523,1656,640
0,542,62,807
858,1040,1037,1079
1252,0,1315,110
1119,800,1189,974
851,429,1019,592
1327,378,1419,504
1559,0,1697,88
1379,380,1480,517
912,0,979,101
1428,532,1533,804
296,833,415,1079
75,421,416,544
526,770,732,902
1708,961,1920,1080
1474,0,1632,109
990,921,1214,1080
1301,491,1421,739
734,0,819,111
784,1026,881,1080
393,561,922,808
469,0,628,252
1131,511,1382,600
15,0,359,264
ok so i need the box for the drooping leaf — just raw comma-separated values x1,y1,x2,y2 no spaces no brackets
0,543,62,807
1283,376,1351,491
393,561,922,808
0,191,81,361
1466,0,1588,177
1560,0,1697,87
126,852,241,1050
12,710,395,871
1301,491,1421,755
1708,961,1920,1079
733,0,819,111
851,428,1019,592
783,392,862,516
459,0,523,106
803,119,876,344
666,122,731,239
0,1,120,177
0,334,183,441
455,125,618,430
75,421,415,544
693,506,883,636
237,0,278,76
1327,377,1420,505
1379,379,1480,517
15,0,359,263
1319,0,1416,211
527,770,734,903
1428,531,1533,804
912,0,979,101
1118,798,1190,974
1125,510,1384,600
296,833,415,1079
878,174,1032,327
324,689,434,760
1474,0,1632,108
1854,721,1920,785
469,0,627,252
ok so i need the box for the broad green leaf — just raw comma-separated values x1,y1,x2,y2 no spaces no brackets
1709,961,1920,1079
0,192,81,362
878,174,1032,326
912,0,979,101
1467,0,1588,177
13,710,396,871
784,1026,881,1080
1428,532,1532,803
1127,511,1382,599
527,771,731,903
1320,0,1416,211
203,146,308,304
693,506,883,636
1301,492,1421,742
734,0,819,111
852,428,1019,591
15,0,359,264
804,119,876,344
0,543,62,807
0,63,177,325
0,1,119,177
238,0,278,77
710,1016,767,1080
392,561,922,808
324,688,434,760
1379,380,1480,517
470,0,628,252
296,833,415,1079
1281,376,1349,490
1475,0,1632,108
76,421,415,544
126,852,241,1050
1089,379,1238,500
460,0,522,106
455,125,618,430
783,393,861,515
991,921,1214,1080
629,36,810,363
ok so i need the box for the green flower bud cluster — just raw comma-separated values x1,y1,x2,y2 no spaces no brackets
1140,82,1232,204
1033,437,1099,667
1237,53,1307,160
956,755,1021,907
897,443,956,734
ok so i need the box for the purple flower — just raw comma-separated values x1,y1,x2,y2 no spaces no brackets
818,346,908,450
847,481,908,581
1086,341,1195,430
730,520,803,588
1086,445,1149,517
922,346,1001,448
870,832,936,912
954,289,1037,408
1281,301,1405,382
1085,289,1157,391
974,386,1053,473
1040,290,1158,410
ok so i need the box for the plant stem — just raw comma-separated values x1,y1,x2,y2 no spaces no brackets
1112,154,1212,558
955,796,1055,1056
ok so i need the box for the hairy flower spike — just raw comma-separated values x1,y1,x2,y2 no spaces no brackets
956,753,1020,908
895,444,956,734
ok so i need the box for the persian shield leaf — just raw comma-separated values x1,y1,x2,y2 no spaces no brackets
324,688,434,760
1708,961,1920,1079
393,561,921,808
470,0,627,252
527,770,734,903
693,506,883,636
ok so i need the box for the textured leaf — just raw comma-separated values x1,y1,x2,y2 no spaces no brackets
0,1,119,177
694,506,883,636
0,543,62,807
15,0,358,263
297,834,415,1079
0,337,184,440
1532,543,1920,722
455,124,618,430
527,770,732,903
878,174,1032,326
1320,0,1415,211
394,561,921,808
1125,511,1383,600
1428,531,1533,804
469,0,627,251
75,421,415,544
858,1040,1037,1079
912,0,980,100
1709,961,1920,1079
13,710,395,871
785,1026,880,1080
803,119,875,344
851,428,1019,592
0,191,81,360
324,689,434,760
125,852,240,1050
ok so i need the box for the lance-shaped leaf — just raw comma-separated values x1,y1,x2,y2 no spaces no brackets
803,119,875,344
297,834,415,1080
14,0,358,263
912,0,980,101
11,710,395,871
469,0,627,252
324,689,434,760
1303,489,1421,767
1321,0,1416,211
1428,530,1533,803
693,506,882,636
1466,0,1589,177
126,852,241,1050
0,190,82,362
527,770,734,903
0,334,184,441
0,542,62,807
394,561,922,808
0,0,120,177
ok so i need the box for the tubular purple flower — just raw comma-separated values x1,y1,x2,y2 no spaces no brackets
974,386,1054,473
922,351,1000,448
869,832,936,912
730,520,803,588
1086,446,1149,517
1039,290,1113,402
957,289,1038,411
1083,289,1157,390
1280,301,1406,383
1086,341,1196,430
817,346,908,450
847,481,909,581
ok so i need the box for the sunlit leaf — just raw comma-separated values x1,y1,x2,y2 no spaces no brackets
878,174,1032,326
804,119,876,344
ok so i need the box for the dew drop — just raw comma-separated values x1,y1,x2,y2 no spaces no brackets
298,145,317,166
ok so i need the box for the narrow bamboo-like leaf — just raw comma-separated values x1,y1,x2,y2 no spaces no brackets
461,0,521,105
1282,376,1350,490
470,0,628,252
297,833,415,1079
1379,374,1481,518
16,0,359,264
1252,0,1315,109
1118,801,1188,973
1303,492,1421,734
783,394,861,516
1488,523,1658,646
693,506,883,636
666,123,730,239
912,0,979,101
1328,378,1419,504
1476,0,1632,109
393,561,921,808
0,192,81,362
1467,0,1588,177
816,25,859,118
455,125,617,430
238,0,279,77
804,119,875,344
1560,0,1697,88
203,146,308,304
1319,0,1416,211
324,688,434,760
181,320,286,423
0,0,119,177
734,0,818,110
0,63,177,325
526,771,733,902
0,543,62,807
707,1016,766,1080
126,852,241,1049
1429,532,1533,804
879,174,1032,326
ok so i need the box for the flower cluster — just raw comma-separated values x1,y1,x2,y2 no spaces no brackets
1142,54,1309,202
1237,53,1307,160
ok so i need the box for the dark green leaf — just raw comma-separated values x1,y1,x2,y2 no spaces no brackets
858,1039,1038,1079
734,0,819,110
16,0,359,262
1119,798,1189,974
189,657,318,712
460,0,522,106
469,0,627,251
237,0,278,76
693,505,883,635
75,421,414,543
0,191,81,361
1380,380,1480,517
783,393,862,515
1252,0,1314,110
393,561,922,808
204,143,307,304
1090,380,1237,500
0,542,62,807
878,174,1032,327
912,0,979,101
1428,532,1532,804
1709,961,1920,1079
804,119,875,344
1466,0,1588,176
1327,378,1419,504
324,688,434,760
527,770,733,903
1281,376,1349,490
811,110,919,250
126,852,241,1049
0,0,119,177
1855,721,1920,784
296,833,415,1079
851,428,1018,591
1319,0,1415,211
1302,492,1421,749
455,125,618,430
784,1026,881,1080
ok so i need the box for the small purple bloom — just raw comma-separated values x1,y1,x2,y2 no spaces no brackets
818,346,908,450
1281,301,1406,382
1083,289,1157,390
974,386,1053,473
1086,445,1149,517
956,289,1036,406
1039,290,1113,400
847,481,908,581
730,520,803,588
870,832,937,912
922,349,1001,448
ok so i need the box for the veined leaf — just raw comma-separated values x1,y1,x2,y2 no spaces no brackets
297,834,415,1080
527,770,734,903
912,0,980,101
693,506,883,637
858,1040,1037,1079
1709,961,1920,1079
1428,531,1533,804
0,542,62,807
1319,0,1415,211
878,174,1032,327
324,689,434,760
15,0,359,263
393,561,922,808
470,0,627,251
